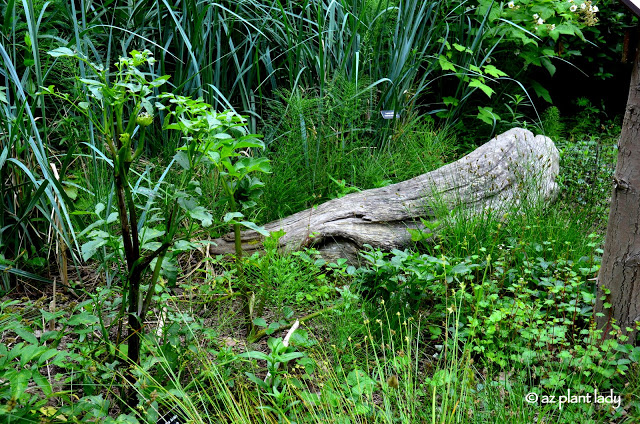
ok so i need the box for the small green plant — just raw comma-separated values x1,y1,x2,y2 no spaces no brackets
157,92,271,334
541,105,564,139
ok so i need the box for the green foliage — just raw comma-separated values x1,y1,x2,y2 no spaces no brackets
566,97,619,138
541,105,564,139
262,102,453,220
0,296,130,422
356,246,475,317
1,0,637,422
158,92,271,237
246,241,341,319
556,131,617,230
43,48,271,407
477,0,603,80
350,235,635,421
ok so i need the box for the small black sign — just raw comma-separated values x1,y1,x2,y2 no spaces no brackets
157,410,185,424
380,110,400,119
620,0,640,17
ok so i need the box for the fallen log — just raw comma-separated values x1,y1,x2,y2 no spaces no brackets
210,128,560,262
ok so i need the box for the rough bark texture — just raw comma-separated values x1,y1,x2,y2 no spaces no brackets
211,127,559,262
596,28,640,340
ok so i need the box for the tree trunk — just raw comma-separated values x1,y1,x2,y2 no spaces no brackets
211,127,559,263
596,27,640,342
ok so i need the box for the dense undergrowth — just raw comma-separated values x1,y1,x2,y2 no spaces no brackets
1,104,637,423
1,0,639,422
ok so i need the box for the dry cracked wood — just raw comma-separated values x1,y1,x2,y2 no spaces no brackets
210,127,560,262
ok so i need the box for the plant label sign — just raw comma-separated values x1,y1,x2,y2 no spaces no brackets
620,0,640,17
157,411,185,424
380,110,400,119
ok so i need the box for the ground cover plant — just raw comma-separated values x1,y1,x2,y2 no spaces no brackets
1,0,639,423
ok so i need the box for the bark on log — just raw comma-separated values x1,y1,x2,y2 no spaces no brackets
210,128,560,262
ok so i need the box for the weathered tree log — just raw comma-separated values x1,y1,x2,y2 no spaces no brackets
210,128,560,262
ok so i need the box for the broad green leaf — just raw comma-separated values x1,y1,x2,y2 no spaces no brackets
451,263,471,274
63,184,78,200
14,327,38,345
253,318,268,327
173,240,197,251
469,64,482,74
78,78,102,86
140,227,165,245
477,107,501,125
48,47,75,57
81,238,108,261
20,345,43,368
174,151,190,170
40,309,65,322
283,306,294,320
266,322,281,335
38,349,60,365
238,351,270,361
483,65,507,78
244,372,269,389
555,23,580,37
188,206,213,227
77,219,105,238
224,212,244,222
540,57,556,76
67,312,99,326
452,43,467,52
468,79,494,97
531,80,552,103
248,157,271,173
240,200,257,210
207,151,221,164
438,55,456,72
150,75,170,87
234,138,265,150
178,196,212,226
213,132,232,139
142,242,162,251
106,212,118,224
32,369,53,396
346,369,377,395
11,369,31,399
240,221,269,236
442,96,458,107
276,352,305,363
